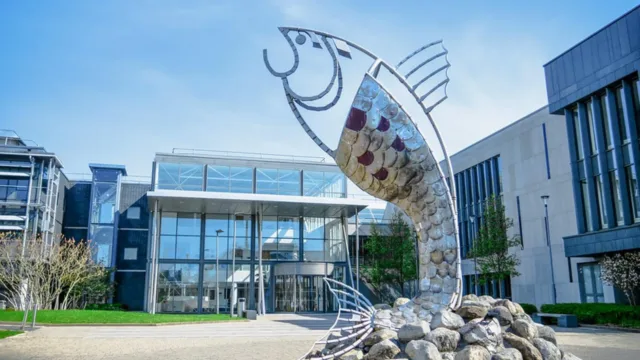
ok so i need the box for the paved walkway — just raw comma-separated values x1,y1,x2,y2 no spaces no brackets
1,316,639,360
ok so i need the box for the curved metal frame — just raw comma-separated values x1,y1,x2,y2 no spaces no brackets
264,27,462,309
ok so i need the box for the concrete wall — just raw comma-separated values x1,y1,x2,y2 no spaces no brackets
437,106,614,307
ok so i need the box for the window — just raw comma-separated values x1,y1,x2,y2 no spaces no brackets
600,95,612,149
615,87,628,142
595,176,607,228
633,79,640,139
159,212,201,260
90,225,114,265
580,180,593,231
626,167,640,221
124,248,138,260
206,166,253,193
91,183,116,224
157,163,203,191
609,171,623,225
578,262,605,303
0,178,29,202
127,206,141,220
496,156,503,194
156,263,199,313
573,108,584,160
585,101,597,154
256,168,301,196
303,171,346,198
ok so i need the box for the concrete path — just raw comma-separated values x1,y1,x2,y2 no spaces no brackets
1,316,639,360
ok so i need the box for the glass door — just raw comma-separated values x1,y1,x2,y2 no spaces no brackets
579,262,605,303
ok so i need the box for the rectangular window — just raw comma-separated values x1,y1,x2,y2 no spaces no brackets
126,206,141,220
124,247,138,260
633,79,640,139
595,176,607,228
573,108,584,160
542,123,551,179
585,101,597,154
496,156,503,194
615,87,628,142
580,180,593,231
160,213,201,260
157,163,204,191
625,167,640,221
156,263,199,313
516,196,524,247
610,171,624,225
600,95,612,148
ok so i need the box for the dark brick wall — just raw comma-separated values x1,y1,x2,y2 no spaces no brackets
118,183,150,228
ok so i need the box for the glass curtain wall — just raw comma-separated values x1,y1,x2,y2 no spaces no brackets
303,171,346,198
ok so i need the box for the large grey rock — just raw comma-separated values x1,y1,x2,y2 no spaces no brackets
342,349,364,360
487,306,513,326
395,298,411,308
365,329,399,346
375,304,393,310
462,294,479,302
367,339,401,360
492,348,523,360
535,326,556,345
457,303,489,319
425,328,460,352
405,340,442,360
511,319,538,340
561,353,581,360
399,321,431,343
454,345,491,360
503,333,542,360
375,310,395,330
494,300,518,316
478,296,498,306
442,353,456,360
532,339,561,360
459,318,502,353
512,303,525,315
431,311,466,330
513,313,535,325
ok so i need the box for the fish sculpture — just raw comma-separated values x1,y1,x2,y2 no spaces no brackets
264,27,461,359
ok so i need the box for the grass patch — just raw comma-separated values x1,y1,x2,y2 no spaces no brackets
0,310,242,324
0,330,23,339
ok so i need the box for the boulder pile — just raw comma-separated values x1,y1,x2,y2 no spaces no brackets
313,295,582,360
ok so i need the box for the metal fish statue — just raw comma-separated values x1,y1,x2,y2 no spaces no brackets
264,27,461,359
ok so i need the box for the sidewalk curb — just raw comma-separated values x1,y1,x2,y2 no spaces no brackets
578,324,640,333
0,319,249,327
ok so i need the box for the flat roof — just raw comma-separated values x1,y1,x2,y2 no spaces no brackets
147,190,370,218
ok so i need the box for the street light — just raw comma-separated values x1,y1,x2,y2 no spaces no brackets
215,229,224,314
469,214,479,296
541,195,557,304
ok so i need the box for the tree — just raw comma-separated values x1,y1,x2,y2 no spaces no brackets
363,211,417,296
468,195,521,297
600,252,640,306
0,234,109,311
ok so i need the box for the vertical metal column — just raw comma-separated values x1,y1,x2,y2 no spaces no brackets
565,109,586,233
149,201,159,314
577,102,600,231
230,215,237,317
21,157,35,255
341,216,355,289
258,207,266,315
590,96,616,228
355,207,359,294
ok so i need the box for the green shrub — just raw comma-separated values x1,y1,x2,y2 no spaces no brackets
540,303,640,327
519,303,537,315
85,303,126,311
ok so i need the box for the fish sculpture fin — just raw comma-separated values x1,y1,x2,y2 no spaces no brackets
395,40,451,114
299,278,381,360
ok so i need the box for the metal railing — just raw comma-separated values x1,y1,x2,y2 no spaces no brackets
65,173,151,184
171,148,328,164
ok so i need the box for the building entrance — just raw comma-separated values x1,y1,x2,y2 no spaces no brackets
272,263,343,312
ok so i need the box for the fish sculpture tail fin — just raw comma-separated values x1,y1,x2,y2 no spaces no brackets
299,278,379,360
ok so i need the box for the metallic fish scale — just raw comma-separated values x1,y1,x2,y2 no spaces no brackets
335,73,458,317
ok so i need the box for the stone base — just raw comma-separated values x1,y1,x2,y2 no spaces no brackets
316,294,582,360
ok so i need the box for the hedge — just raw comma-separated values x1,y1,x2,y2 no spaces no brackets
540,303,640,328
519,303,537,315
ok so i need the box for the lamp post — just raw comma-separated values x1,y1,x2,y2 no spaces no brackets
541,195,557,304
230,216,238,317
470,214,478,296
215,229,223,314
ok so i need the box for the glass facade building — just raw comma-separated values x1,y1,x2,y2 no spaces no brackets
147,151,367,314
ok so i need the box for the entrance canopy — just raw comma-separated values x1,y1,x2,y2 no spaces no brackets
146,190,371,218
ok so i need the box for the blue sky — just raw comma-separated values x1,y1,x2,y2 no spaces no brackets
1,1,638,179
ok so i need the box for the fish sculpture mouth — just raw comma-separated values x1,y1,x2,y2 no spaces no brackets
263,27,461,359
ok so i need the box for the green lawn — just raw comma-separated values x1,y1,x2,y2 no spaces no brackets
0,330,23,339
0,310,242,324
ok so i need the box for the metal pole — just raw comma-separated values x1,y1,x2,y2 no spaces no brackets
216,231,220,315
355,207,360,294
149,201,159,314
543,197,557,304
231,215,237,317
31,298,37,328
470,215,478,296
258,208,265,315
